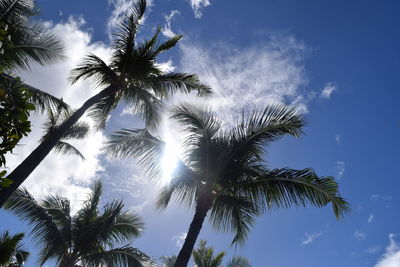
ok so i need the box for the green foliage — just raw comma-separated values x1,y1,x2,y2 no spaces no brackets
4,181,152,266
192,240,225,267
0,76,34,166
0,230,30,267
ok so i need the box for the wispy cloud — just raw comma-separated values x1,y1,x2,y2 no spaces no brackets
354,230,367,241
162,10,181,38
320,82,336,99
374,234,400,267
366,246,381,254
172,232,187,247
301,232,322,245
371,195,393,202
368,214,375,223
178,35,311,126
188,0,211,18
336,161,345,179
335,134,342,144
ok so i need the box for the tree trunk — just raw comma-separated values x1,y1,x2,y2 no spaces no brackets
174,203,210,267
0,85,117,207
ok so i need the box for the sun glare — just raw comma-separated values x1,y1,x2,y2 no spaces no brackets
161,134,179,184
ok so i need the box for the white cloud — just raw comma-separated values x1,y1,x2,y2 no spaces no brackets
301,232,322,245
320,83,336,99
368,214,374,223
162,10,181,38
188,0,211,18
5,16,112,212
375,234,400,267
367,246,381,254
178,35,310,126
354,230,367,241
336,161,345,179
335,134,342,144
172,232,187,247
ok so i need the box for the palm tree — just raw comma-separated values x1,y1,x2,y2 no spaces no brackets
105,103,349,267
0,0,211,207
4,181,151,266
160,255,177,267
192,240,224,267
40,107,90,160
0,0,64,71
226,256,251,267
0,231,29,266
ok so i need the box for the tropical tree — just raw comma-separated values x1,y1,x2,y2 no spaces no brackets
192,240,224,267
0,231,29,267
4,181,151,266
105,103,349,267
160,255,177,267
0,0,211,207
0,0,64,71
40,107,90,160
226,256,251,267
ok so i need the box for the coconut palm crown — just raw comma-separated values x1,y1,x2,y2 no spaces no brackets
0,230,29,266
4,181,150,267
0,0,210,207
105,103,349,267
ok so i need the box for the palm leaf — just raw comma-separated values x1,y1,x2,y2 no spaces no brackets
82,246,151,267
238,168,350,219
53,141,85,160
226,256,252,267
209,194,258,245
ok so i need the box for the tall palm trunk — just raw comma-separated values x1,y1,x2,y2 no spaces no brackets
174,203,209,267
0,85,117,207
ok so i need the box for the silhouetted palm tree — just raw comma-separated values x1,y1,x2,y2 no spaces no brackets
0,231,29,266
0,0,211,207
192,240,224,267
105,103,349,267
4,181,150,266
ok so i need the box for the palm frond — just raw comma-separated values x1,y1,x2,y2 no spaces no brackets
192,240,224,267
144,73,212,97
104,128,164,180
69,54,118,87
0,0,37,21
0,231,28,265
53,141,85,160
217,105,305,178
226,256,252,267
0,73,69,113
82,246,151,267
122,84,164,128
152,35,182,56
6,23,65,69
238,168,350,219
88,91,121,130
3,188,66,264
112,0,146,53
209,194,258,246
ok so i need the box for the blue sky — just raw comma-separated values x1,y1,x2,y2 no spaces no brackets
1,0,400,266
